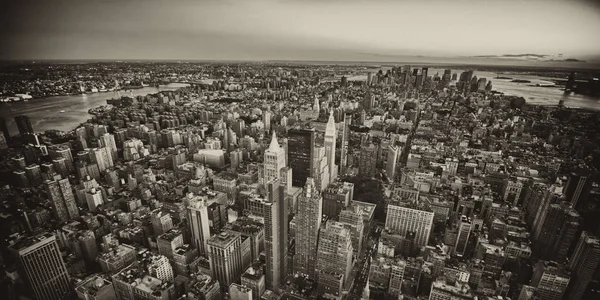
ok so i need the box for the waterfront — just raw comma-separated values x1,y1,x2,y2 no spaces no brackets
346,69,600,111
0,83,188,136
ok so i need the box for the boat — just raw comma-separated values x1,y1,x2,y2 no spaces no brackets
60,110,66,113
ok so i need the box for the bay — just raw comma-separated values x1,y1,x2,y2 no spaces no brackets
0,83,189,136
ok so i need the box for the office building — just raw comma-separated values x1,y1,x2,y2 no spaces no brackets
385,204,434,249
428,279,473,300
311,146,330,192
243,179,288,291
340,113,351,174
324,110,337,183
188,195,211,256
358,143,377,178
157,229,184,260
183,274,221,300
294,178,322,278
316,220,353,298
565,169,592,208
75,275,117,300
45,178,79,223
9,233,71,300
339,204,365,256
241,264,266,300
15,115,34,136
151,210,174,237
455,216,472,256
207,231,243,291
386,145,400,181
263,131,286,183
531,260,570,300
566,231,600,300
229,283,252,300
287,127,315,187
322,181,354,220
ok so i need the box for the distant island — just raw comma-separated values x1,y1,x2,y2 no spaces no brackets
511,79,531,83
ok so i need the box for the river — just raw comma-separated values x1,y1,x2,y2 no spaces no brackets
0,83,189,136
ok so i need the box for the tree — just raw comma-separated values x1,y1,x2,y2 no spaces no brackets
509,97,526,110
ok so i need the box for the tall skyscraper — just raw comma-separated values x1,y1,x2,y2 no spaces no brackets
263,110,271,132
533,202,580,261
264,131,286,183
89,147,114,172
99,133,118,162
566,231,600,300
287,128,315,187
244,179,288,291
188,195,211,256
358,143,378,178
15,115,34,136
385,204,434,249
565,169,592,208
45,178,79,223
386,145,400,181
311,146,330,192
207,231,243,291
294,178,323,278
340,113,351,174
324,110,337,183
455,215,472,256
316,220,353,297
9,233,71,300
322,181,354,220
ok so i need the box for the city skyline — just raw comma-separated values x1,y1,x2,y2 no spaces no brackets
2,0,600,65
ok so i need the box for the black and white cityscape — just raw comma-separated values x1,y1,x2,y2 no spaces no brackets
1,1,600,300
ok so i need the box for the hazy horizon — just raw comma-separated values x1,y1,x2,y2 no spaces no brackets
2,0,600,65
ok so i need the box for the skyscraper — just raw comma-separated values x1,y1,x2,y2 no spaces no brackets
294,178,323,278
385,204,434,249
45,178,79,223
263,110,271,132
455,215,472,257
188,194,211,256
340,113,351,174
15,115,34,136
324,110,337,183
9,233,71,300
566,231,600,300
287,127,315,187
311,146,331,192
207,231,243,291
99,133,118,162
358,143,377,178
243,179,288,291
386,144,400,181
316,220,353,297
565,169,592,208
264,131,286,183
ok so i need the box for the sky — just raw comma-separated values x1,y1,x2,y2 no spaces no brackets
1,0,600,63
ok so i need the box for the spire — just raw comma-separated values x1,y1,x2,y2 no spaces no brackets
267,131,280,152
325,110,336,136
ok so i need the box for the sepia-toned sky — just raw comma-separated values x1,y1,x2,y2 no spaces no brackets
1,0,599,62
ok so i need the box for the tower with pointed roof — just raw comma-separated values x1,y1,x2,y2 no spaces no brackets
313,95,320,112
324,110,337,183
264,131,286,183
